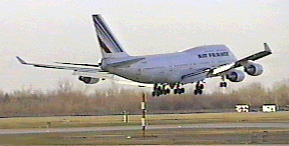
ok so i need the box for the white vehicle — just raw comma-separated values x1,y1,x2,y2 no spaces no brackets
235,104,250,112
17,14,272,96
262,104,277,112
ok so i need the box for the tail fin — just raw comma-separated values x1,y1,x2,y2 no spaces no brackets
92,15,129,58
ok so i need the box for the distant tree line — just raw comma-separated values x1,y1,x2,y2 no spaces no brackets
0,80,288,117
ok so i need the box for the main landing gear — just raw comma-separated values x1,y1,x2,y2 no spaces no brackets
173,83,185,95
194,82,204,95
152,83,185,97
151,78,227,96
152,84,170,97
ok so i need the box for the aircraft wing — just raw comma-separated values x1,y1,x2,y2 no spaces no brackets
16,56,102,72
16,56,143,82
210,43,272,76
231,43,272,68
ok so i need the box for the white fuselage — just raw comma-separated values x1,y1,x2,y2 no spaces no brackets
103,45,237,84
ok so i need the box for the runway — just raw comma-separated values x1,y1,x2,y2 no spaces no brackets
0,122,288,135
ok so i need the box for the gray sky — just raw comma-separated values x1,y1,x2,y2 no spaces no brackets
0,0,288,93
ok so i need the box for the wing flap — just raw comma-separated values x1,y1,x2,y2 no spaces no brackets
181,68,210,80
54,62,100,67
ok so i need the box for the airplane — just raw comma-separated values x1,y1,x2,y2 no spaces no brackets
17,14,272,96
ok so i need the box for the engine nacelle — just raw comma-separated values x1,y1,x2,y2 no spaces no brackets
244,63,263,76
226,70,245,82
78,76,100,84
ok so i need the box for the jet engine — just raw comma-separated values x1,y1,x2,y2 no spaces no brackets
226,70,245,82
244,63,263,76
78,76,100,84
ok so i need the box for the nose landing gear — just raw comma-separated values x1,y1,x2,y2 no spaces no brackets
220,76,227,87
220,82,227,87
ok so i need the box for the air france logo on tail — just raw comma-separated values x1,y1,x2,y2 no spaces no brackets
93,15,124,54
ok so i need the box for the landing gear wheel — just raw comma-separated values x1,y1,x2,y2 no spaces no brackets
220,82,227,87
152,83,186,96
198,89,203,95
157,86,161,93
178,89,182,94
194,82,204,95
152,91,156,97
174,89,177,94
196,82,204,89
194,89,198,95
166,89,170,94
194,89,203,95
199,84,204,90
156,91,160,97
181,88,185,94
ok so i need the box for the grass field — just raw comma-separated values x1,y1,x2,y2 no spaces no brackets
0,112,288,129
0,112,288,145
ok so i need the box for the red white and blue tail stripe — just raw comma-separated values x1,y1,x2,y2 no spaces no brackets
93,15,129,58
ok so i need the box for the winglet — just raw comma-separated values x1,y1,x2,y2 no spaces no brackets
16,56,27,64
264,43,272,52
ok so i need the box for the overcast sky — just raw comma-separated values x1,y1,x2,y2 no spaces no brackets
0,0,288,93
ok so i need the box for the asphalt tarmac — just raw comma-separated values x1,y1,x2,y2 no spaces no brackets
0,122,288,135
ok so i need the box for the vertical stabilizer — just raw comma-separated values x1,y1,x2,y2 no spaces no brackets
92,15,129,58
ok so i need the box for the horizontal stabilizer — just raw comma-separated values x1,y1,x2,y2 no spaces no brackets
107,58,145,68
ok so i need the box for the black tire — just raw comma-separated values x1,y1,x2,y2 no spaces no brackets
156,91,160,96
152,91,155,97
220,82,223,87
194,89,198,95
166,89,170,94
174,89,177,94
177,89,182,94
181,88,185,93
157,86,161,91
220,82,225,87
198,89,203,95
224,82,227,87
199,84,204,89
